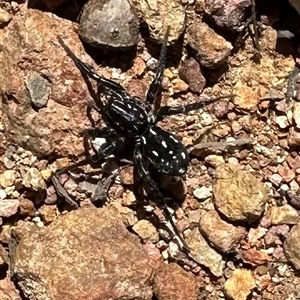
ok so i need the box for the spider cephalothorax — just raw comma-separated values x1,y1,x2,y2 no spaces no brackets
55,28,229,256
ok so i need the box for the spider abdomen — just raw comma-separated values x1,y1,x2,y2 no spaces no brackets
140,126,189,176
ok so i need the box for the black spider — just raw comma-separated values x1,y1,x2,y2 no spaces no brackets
55,28,230,257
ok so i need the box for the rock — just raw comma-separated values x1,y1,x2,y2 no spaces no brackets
38,205,58,224
19,197,36,217
205,154,225,167
200,112,213,126
127,79,148,99
0,244,8,266
171,78,189,94
269,173,282,186
113,203,138,227
0,199,20,218
199,210,246,253
79,0,139,48
40,169,53,181
240,248,270,266
12,220,39,242
213,164,269,222
22,168,47,190
277,165,295,183
0,170,17,188
187,21,232,69
0,189,6,200
193,186,212,200
3,157,15,169
119,166,134,185
0,7,11,25
2,7,93,158
288,128,300,147
186,228,224,277
45,185,58,205
132,0,186,42
267,205,299,225
287,155,300,170
0,277,22,300
247,226,268,245
143,242,162,269
284,223,300,270
204,0,251,31
288,190,300,210
25,71,51,109
264,225,290,247
132,219,160,243
153,263,199,300
178,57,206,93
14,207,153,300
293,102,300,129
224,269,256,300
275,115,289,129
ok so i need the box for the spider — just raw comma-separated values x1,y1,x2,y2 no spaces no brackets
55,28,230,257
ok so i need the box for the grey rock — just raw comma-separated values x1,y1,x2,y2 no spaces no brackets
25,71,50,108
79,0,139,48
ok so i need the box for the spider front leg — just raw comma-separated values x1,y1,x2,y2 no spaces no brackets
134,142,190,253
146,27,170,107
57,36,130,101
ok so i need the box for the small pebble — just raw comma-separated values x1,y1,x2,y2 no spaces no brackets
0,199,20,218
0,189,6,200
3,157,15,169
200,112,214,126
0,170,17,188
193,186,212,200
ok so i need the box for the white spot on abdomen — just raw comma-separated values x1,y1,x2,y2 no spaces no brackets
161,141,167,148
150,128,157,135
152,150,159,156
170,135,179,143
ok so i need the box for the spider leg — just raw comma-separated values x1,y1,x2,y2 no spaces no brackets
134,142,190,252
81,127,116,139
53,137,122,207
146,27,170,106
57,36,130,100
55,138,120,177
156,95,233,121
82,127,117,159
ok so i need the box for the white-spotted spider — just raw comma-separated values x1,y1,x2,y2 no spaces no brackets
54,28,231,258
